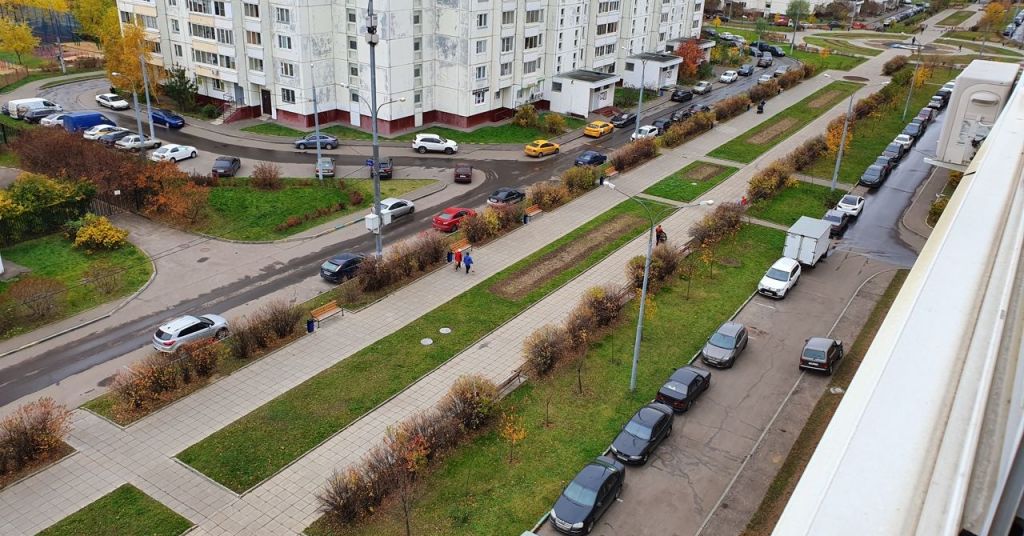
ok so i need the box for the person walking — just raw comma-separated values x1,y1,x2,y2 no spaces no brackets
454,249,463,271
463,252,474,274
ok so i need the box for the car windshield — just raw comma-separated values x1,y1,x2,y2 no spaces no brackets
321,260,340,272
663,380,687,396
624,419,654,440
886,144,899,153
803,348,827,361
824,213,842,224
709,331,736,349
864,167,880,177
766,267,790,281
841,195,858,205
215,158,232,165
436,213,454,221
563,480,598,507
155,329,172,341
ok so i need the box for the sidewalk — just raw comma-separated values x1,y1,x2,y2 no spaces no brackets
0,46,906,535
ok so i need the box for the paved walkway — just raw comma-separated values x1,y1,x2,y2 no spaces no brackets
0,39,916,535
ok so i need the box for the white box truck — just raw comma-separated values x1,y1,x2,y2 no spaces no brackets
784,216,832,266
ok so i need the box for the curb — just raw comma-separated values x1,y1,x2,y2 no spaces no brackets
899,165,941,240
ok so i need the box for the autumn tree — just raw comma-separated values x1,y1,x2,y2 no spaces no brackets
500,410,527,464
71,0,118,41
391,431,429,536
0,18,39,70
755,17,770,41
826,114,853,155
674,39,704,82
105,23,160,96
980,1,1009,34
913,64,933,88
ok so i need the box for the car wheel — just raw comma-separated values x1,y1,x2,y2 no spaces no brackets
190,151,197,159
298,143,307,150
827,362,835,376
409,206,415,214
554,148,560,154
328,143,337,149
642,453,649,464
169,157,176,163
154,142,161,148
215,328,228,340
585,521,595,534
450,224,458,232
444,147,454,155
417,146,427,153
667,425,673,437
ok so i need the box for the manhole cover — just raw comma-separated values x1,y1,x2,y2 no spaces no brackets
420,338,433,345
439,327,452,334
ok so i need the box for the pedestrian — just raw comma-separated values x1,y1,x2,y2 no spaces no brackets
446,249,454,264
454,249,463,271
463,252,474,274
959,44,963,52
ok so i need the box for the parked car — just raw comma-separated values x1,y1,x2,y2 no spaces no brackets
549,456,625,535
412,133,458,154
693,81,713,94
149,108,185,128
432,207,477,232
680,104,712,120
39,112,70,127
799,337,844,375
902,122,924,139
211,156,242,177
927,96,945,110
828,20,842,29
822,209,850,237
609,403,674,465
757,52,774,67
152,314,229,353
82,123,121,140
315,157,336,177
909,117,927,132
738,64,755,76
374,157,394,179
22,107,61,124
583,120,614,138
525,139,560,157
916,107,935,124
768,45,786,57
372,197,415,221
98,128,134,146
320,252,365,283
453,164,474,183
859,164,887,188
655,365,712,412
670,110,688,122
671,88,694,102
115,134,162,152
882,141,906,161
610,112,637,128
575,150,607,166
835,194,865,218
852,21,867,29
95,93,130,110
487,187,525,206
773,65,790,77
757,74,773,84
294,133,338,150
894,133,914,149
719,70,738,83
651,118,674,133
631,125,659,140
873,155,895,177
64,111,115,133
150,144,198,163
757,256,801,298
701,321,748,368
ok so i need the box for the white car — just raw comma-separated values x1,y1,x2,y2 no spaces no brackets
39,112,70,127
412,133,458,154
893,134,914,149
757,74,773,84
152,314,229,353
835,194,865,218
719,32,736,41
719,70,739,83
150,144,198,163
757,257,801,299
631,125,660,141
83,124,123,140
115,134,162,152
96,93,130,110
372,197,415,223
693,81,713,94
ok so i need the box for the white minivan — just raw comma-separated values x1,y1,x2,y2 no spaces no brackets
6,98,60,119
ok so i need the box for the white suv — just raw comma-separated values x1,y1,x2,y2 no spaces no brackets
412,133,458,155
152,314,229,353
757,257,801,299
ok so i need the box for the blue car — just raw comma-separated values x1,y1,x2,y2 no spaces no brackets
575,150,607,167
150,108,185,128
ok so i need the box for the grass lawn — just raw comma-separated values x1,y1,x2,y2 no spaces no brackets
803,76,951,183
0,68,101,94
38,484,192,536
322,123,374,140
614,87,655,109
643,160,739,202
936,10,975,27
305,224,785,536
0,51,48,70
742,270,908,536
196,178,434,241
708,81,862,163
0,234,152,340
803,36,882,56
746,181,838,226
789,48,866,71
0,148,19,167
239,123,308,137
826,31,911,39
933,38,1023,57
942,30,1015,45
177,199,670,493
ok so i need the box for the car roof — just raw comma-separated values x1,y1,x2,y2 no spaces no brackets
329,252,363,262
840,194,861,202
441,206,470,214
575,457,620,488
825,209,845,217
530,139,550,144
215,155,236,161
160,315,200,332
415,132,442,139
772,256,800,270
805,337,836,351
669,366,701,383
380,197,402,204
716,321,745,337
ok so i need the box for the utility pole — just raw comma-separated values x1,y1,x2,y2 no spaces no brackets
902,62,920,121
139,54,155,140
366,0,383,257
830,94,854,191
313,83,323,181
634,58,647,139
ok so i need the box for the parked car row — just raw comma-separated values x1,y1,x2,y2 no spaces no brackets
859,80,946,188
880,5,927,28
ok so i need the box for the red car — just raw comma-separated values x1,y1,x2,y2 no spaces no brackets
852,21,867,29
432,207,477,232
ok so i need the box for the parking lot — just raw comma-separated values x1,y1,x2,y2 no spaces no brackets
537,249,897,536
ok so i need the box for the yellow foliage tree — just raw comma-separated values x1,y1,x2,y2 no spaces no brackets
712,16,722,28
71,0,117,40
980,1,1009,32
499,410,527,464
0,0,68,11
104,23,160,95
826,115,853,155
819,47,831,60
914,65,933,88
0,18,39,69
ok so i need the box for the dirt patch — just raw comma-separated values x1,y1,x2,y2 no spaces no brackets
490,214,645,300
748,117,798,145
685,164,726,182
807,90,841,109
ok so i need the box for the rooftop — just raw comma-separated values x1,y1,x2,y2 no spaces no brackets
628,52,683,64
553,69,619,84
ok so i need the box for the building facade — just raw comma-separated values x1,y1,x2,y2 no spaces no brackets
115,0,703,133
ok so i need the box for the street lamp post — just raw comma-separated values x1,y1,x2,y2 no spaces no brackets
634,57,649,139
604,181,713,392
110,71,144,142
139,54,155,140
831,93,854,192
365,1,384,257
901,62,920,121
312,84,323,181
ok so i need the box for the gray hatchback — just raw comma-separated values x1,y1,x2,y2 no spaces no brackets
701,321,749,368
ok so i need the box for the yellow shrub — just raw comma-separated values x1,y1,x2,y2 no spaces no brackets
74,214,129,250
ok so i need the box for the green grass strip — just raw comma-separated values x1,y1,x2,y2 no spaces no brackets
746,180,838,226
933,38,1023,57
644,160,739,202
38,484,192,536
178,199,670,493
789,49,866,71
803,36,882,57
708,81,862,163
306,224,785,536
936,10,974,27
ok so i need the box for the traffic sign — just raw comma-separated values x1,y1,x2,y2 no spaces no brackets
366,159,374,167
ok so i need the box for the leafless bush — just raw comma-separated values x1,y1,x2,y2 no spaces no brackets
690,202,746,246
6,277,65,320
609,137,657,171
746,160,795,203
882,55,908,75
261,299,304,339
407,230,447,272
564,304,597,348
582,284,629,327
460,213,491,243
527,181,571,210
524,324,571,376
438,375,499,431
251,161,282,191
84,261,124,296
789,135,828,171
714,93,752,121
356,254,394,293
778,69,805,90
0,397,71,474
748,80,781,103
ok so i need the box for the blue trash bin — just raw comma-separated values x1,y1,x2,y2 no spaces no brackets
307,319,316,333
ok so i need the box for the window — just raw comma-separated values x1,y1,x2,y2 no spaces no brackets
502,10,515,24
501,36,513,53
275,7,290,24
350,91,359,102
598,1,619,13
595,44,615,57
216,28,233,44
597,22,618,35
192,50,218,65
473,89,485,105
170,19,180,33
500,62,511,76
119,10,131,23
414,91,422,104
552,81,562,92
281,62,295,77
213,1,226,16
660,12,669,22
277,35,292,49
348,10,356,23
349,65,358,76
187,0,209,14
475,40,486,53
281,88,295,103
413,38,421,51
219,54,235,69
248,56,263,71
189,23,215,40
349,38,358,50
526,9,542,23
244,2,259,17
524,35,542,49
475,65,486,79
692,18,699,28
659,32,666,40
413,64,421,78
524,59,540,74
625,62,634,71
168,0,176,6
138,14,158,29
476,13,487,28
246,30,262,45
146,40,161,53
413,10,422,25
173,44,183,57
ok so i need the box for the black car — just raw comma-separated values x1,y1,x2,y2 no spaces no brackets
822,209,850,237
652,118,674,133
320,252,365,283
799,337,844,375
549,456,625,535
882,142,906,162
828,20,842,29
374,157,394,179
903,122,924,139
487,187,525,206
873,155,895,176
916,107,935,125
610,112,636,128
738,64,755,76
22,107,61,124
701,321,748,368
670,110,687,122
610,403,673,465
671,89,694,103
748,40,771,52
655,365,711,412
453,163,473,183
767,45,786,57
211,156,242,177
859,164,887,188
99,129,133,146
575,150,607,167
679,103,712,120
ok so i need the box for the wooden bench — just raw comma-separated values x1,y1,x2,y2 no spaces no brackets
525,204,543,218
311,301,342,327
451,238,472,253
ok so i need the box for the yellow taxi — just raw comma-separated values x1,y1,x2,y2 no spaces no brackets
524,139,560,157
583,120,614,138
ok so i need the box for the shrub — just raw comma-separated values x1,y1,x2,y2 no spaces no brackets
488,204,523,233
542,113,567,135
73,214,129,250
651,243,683,282
778,69,804,90
609,137,657,172
229,322,260,360
524,324,571,376
802,63,817,78
789,135,828,171
512,104,539,127
84,261,124,296
251,161,282,191
948,171,963,190
564,303,597,348
176,339,223,378
0,397,71,474
560,166,599,195
439,375,499,431
691,202,746,246
526,181,570,210
746,160,795,203
626,255,648,290
0,172,95,245
929,196,948,224
582,284,629,327
882,55,908,75
320,468,375,525
461,213,492,244
747,80,779,103
7,277,64,320
261,299,304,339
407,230,447,271
714,93,752,121
348,189,365,206
854,91,887,120
200,103,219,118
188,171,219,187
672,112,715,143
145,178,209,226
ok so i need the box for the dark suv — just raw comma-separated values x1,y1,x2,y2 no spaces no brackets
671,89,694,102
799,337,844,375
320,252,365,283
549,456,625,534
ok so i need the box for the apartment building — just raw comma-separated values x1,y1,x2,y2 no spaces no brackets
115,0,703,134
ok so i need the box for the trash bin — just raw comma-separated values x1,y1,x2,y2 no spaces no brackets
307,318,316,333
523,213,530,225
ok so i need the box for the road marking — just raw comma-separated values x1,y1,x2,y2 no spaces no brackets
753,301,777,310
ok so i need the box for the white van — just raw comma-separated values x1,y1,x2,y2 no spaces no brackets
16,99,62,120
6,98,59,119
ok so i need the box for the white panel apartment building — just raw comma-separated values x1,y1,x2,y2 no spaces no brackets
115,0,702,133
